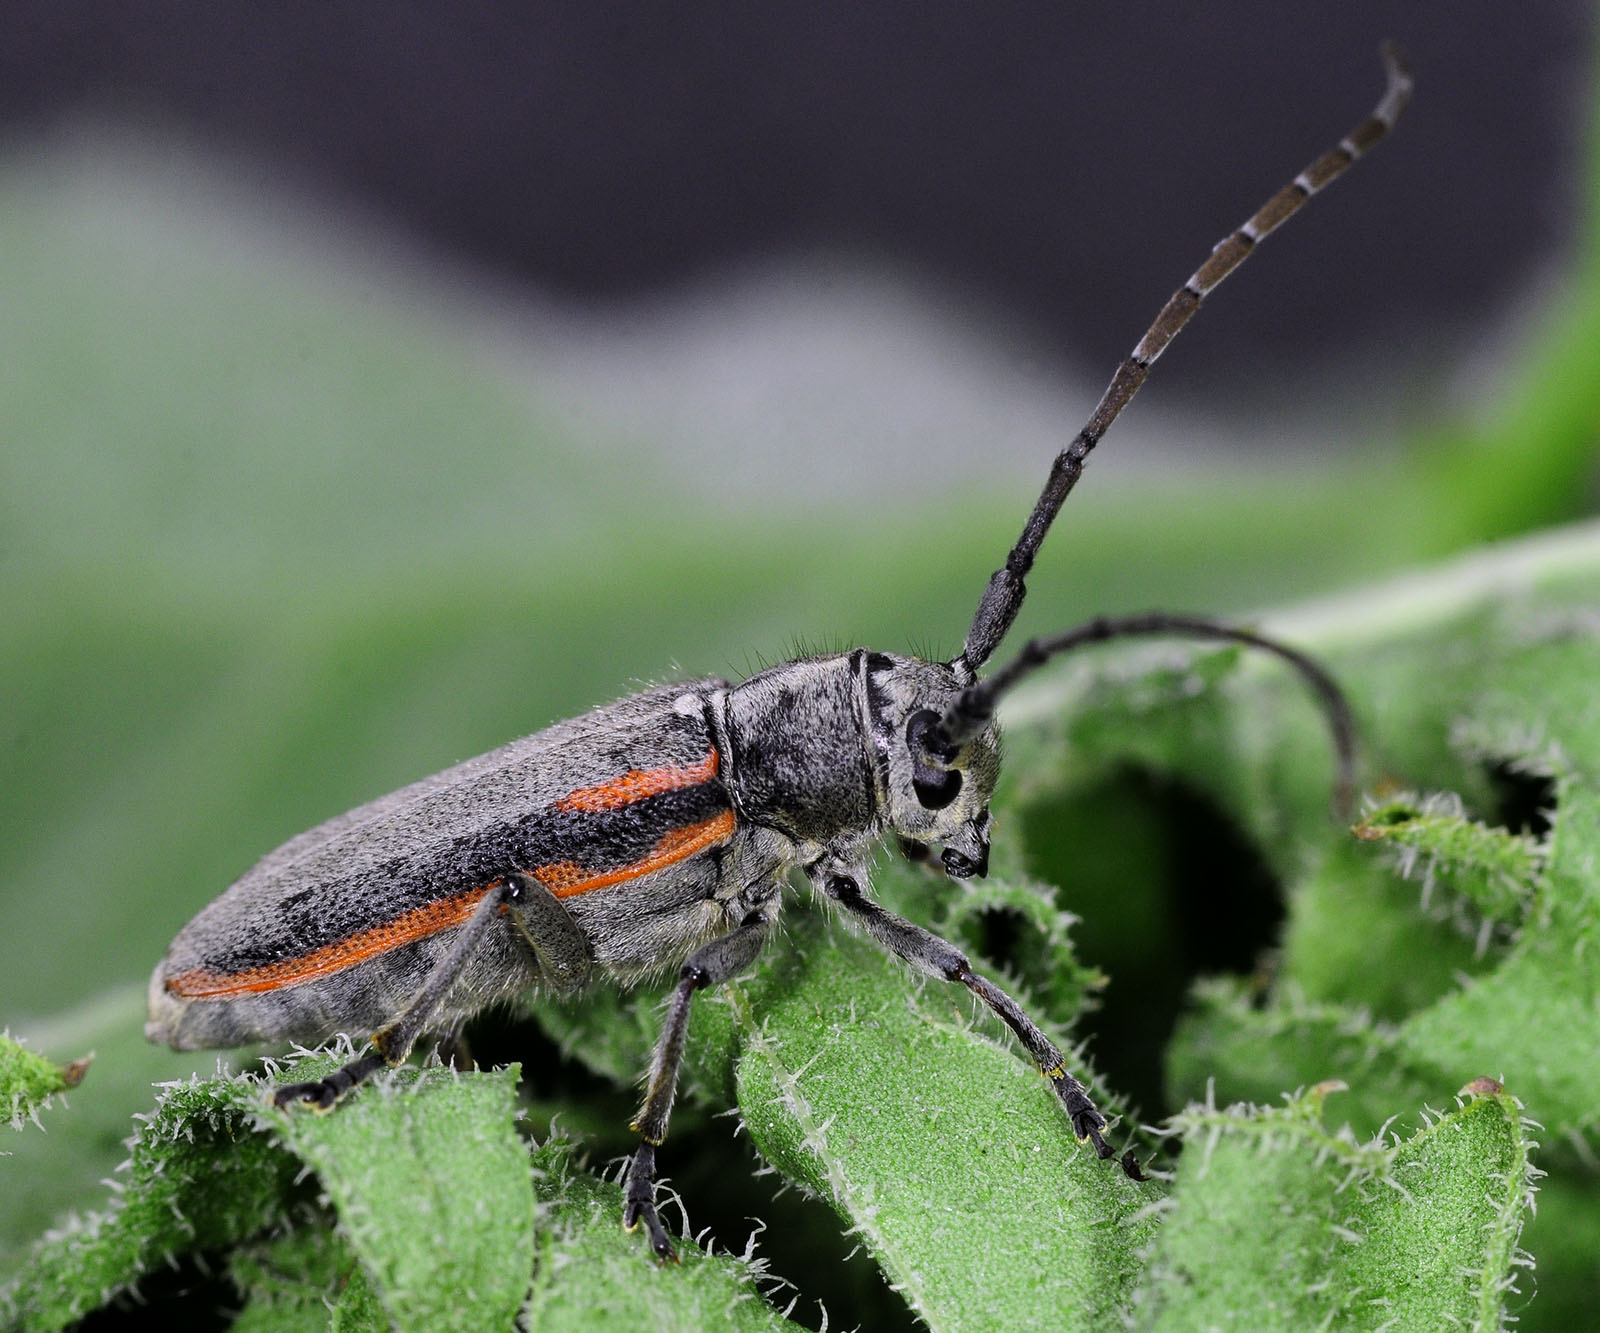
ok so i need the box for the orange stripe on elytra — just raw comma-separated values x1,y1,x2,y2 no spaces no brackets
164,802,738,1000
553,748,720,812
164,883,496,999
537,810,736,899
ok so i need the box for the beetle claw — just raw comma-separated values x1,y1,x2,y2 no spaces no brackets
272,1079,338,1112
623,1143,678,1262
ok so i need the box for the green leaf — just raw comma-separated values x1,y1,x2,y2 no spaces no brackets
938,876,1108,1026
1354,791,1544,934
0,1023,801,1331
523,1136,798,1332
729,894,1160,1331
0,1057,536,1333
1282,551,1598,1152
545,873,1151,1329
0,1033,87,1132
1167,978,1428,1145
265,1053,536,1333
0,987,234,1277
1137,1081,1537,1330
228,1228,389,1333
0,1070,304,1333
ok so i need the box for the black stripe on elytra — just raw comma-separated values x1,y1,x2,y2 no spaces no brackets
214,777,731,973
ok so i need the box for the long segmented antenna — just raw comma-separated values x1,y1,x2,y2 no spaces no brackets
939,612,1358,814
956,42,1412,675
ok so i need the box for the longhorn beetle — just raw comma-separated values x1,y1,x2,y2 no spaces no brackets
147,45,1410,1261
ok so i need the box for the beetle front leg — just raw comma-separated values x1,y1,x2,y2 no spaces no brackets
821,871,1144,1180
625,906,776,1261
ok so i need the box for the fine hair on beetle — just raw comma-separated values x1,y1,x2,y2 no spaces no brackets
146,44,1411,1262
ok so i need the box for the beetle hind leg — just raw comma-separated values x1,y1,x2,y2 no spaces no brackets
272,877,511,1111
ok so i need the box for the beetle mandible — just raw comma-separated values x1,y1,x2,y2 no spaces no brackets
147,45,1411,1261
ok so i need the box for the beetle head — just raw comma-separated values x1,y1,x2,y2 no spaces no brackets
867,655,999,878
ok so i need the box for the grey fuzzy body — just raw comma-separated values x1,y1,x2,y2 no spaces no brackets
147,657,908,1053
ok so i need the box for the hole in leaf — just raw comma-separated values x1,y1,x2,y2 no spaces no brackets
75,1251,235,1330
1019,767,1282,1122
469,1009,915,1331
687,1150,920,1333
469,1007,636,1144
1485,761,1556,837
974,904,1026,966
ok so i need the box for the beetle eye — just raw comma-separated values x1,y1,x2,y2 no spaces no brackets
905,709,963,809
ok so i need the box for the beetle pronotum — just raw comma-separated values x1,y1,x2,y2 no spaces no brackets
147,44,1411,1260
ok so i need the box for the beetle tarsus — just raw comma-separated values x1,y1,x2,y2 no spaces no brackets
623,1143,678,1263
272,1049,387,1111
1057,1080,1109,1145
272,1078,340,1111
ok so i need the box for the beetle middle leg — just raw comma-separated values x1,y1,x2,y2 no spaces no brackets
273,870,591,1110
821,871,1145,1180
624,904,776,1262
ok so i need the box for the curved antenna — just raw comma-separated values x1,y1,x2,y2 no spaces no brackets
942,612,1357,814
957,42,1412,675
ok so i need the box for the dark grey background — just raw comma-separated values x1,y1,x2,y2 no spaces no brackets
3,2,1591,407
